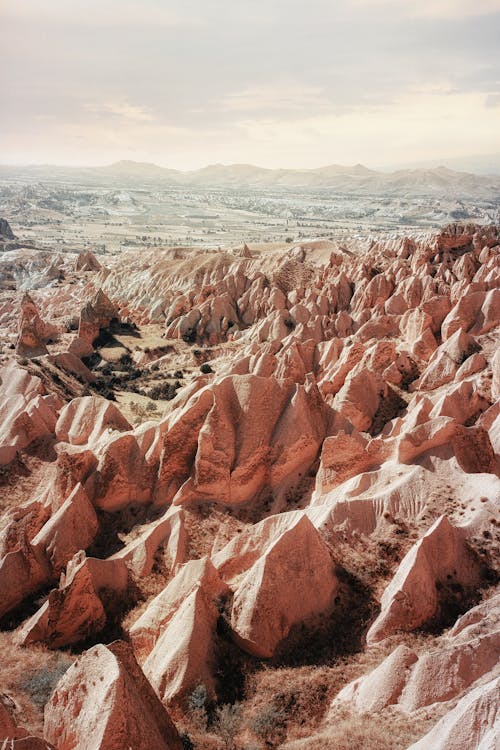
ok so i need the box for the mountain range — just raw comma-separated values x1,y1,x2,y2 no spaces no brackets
2,159,500,198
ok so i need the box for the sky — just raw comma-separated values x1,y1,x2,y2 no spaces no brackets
1,0,500,170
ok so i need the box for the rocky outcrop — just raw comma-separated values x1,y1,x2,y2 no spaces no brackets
31,483,98,574
229,516,338,657
17,552,128,647
406,676,499,750
75,251,101,272
418,328,479,391
130,556,228,660
55,396,131,446
0,360,61,464
143,585,222,706
155,374,330,509
44,641,183,750
367,515,481,643
0,501,51,618
16,293,57,358
77,289,117,345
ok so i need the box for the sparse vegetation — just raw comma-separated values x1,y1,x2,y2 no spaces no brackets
20,657,72,708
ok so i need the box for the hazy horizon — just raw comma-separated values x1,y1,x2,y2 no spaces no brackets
2,154,500,175
2,0,500,170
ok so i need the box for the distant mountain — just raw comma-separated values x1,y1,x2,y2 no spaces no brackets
380,153,500,176
1,160,500,198
97,160,180,179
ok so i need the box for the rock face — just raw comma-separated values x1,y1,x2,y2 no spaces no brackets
55,396,131,446
0,360,61,464
18,552,128,648
78,289,117,345
0,217,15,239
406,677,500,750
156,373,330,509
75,251,101,272
336,591,500,715
16,293,57,358
229,516,338,657
367,515,481,643
44,641,183,750
143,585,222,706
130,557,228,660
31,483,99,574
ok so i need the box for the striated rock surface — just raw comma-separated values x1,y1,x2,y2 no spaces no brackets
44,640,183,750
406,676,499,750
367,515,481,643
229,515,338,657
16,293,57,359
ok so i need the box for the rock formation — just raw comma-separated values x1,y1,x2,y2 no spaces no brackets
75,251,101,272
0,217,16,240
44,641,183,750
0,221,498,748
16,294,57,358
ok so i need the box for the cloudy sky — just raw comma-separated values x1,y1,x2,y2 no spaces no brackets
1,0,500,169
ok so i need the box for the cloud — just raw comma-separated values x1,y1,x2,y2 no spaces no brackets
218,84,327,114
84,100,156,123
1,0,200,28
351,0,500,19
1,0,499,167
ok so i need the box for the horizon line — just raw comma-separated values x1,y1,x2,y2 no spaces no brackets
1,154,500,175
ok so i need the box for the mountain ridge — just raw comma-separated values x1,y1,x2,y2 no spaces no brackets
1,159,500,198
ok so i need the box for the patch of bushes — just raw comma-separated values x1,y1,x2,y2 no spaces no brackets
249,703,286,747
20,657,72,708
148,381,179,400
200,363,214,374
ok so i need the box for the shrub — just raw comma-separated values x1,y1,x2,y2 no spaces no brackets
20,658,72,708
200,363,213,374
148,381,178,400
189,683,209,712
188,683,210,731
249,704,286,747
119,353,134,370
214,703,242,750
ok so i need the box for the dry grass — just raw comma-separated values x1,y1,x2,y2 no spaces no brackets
281,706,436,750
174,629,436,749
183,505,251,560
0,632,74,736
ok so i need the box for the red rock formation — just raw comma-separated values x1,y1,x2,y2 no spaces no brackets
367,515,481,643
16,294,57,359
75,251,101,272
18,552,128,647
0,222,499,743
229,516,338,657
44,641,183,750
77,289,117,345
406,676,499,750
55,395,131,446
